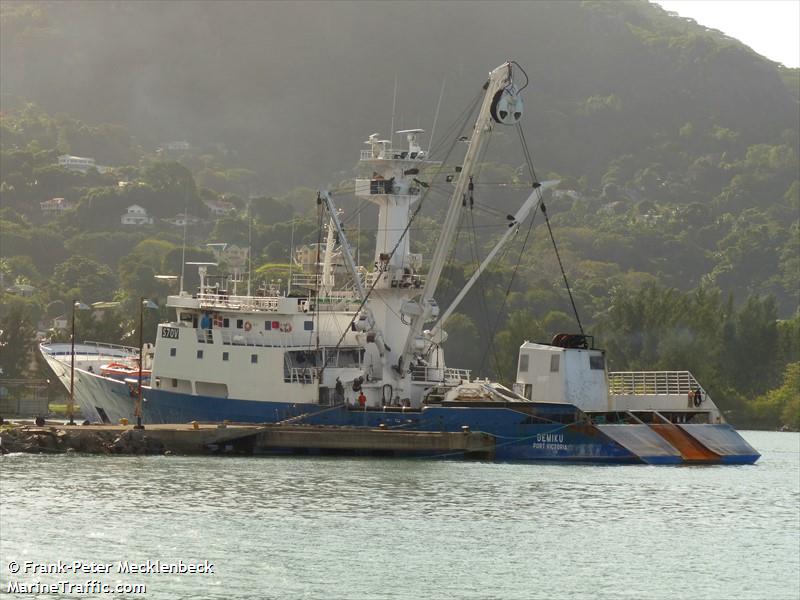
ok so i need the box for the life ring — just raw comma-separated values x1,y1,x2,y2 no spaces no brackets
244,321,252,332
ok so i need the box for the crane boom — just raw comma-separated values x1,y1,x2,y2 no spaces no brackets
397,62,521,373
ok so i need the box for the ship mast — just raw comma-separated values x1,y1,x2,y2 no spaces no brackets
398,62,523,374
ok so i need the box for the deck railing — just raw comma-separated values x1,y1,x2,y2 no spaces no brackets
196,293,280,312
42,340,140,358
411,366,471,384
285,367,320,384
608,371,701,395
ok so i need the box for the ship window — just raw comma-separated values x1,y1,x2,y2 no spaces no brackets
304,320,313,331
519,353,529,373
171,378,178,387
222,352,229,361
197,350,203,359
170,347,176,357
251,354,258,364
265,321,272,330
590,355,605,370
236,319,244,329
550,355,560,372
223,318,230,328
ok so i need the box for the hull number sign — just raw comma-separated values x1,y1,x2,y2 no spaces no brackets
162,327,179,339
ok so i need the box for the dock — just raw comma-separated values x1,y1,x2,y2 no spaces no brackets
0,422,496,459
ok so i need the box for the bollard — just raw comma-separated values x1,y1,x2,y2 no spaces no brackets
462,425,470,433
119,418,129,426
192,421,199,430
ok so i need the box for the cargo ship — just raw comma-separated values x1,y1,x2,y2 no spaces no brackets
41,62,759,464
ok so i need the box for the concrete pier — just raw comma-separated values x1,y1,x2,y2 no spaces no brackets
0,423,496,459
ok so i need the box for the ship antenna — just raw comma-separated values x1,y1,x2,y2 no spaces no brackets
428,76,446,154
389,75,398,148
247,197,252,296
288,213,295,296
179,187,188,294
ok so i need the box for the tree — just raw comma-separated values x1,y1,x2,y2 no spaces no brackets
52,255,118,303
0,298,38,377
748,362,800,430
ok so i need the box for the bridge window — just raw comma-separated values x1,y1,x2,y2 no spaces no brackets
251,354,258,364
197,350,203,359
519,353,529,373
550,355,560,372
236,319,243,329
590,355,605,370
222,352,229,361
304,320,313,331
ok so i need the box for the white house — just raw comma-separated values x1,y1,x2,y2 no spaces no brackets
58,155,95,171
5,283,35,297
121,204,154,226
52,314,68,331
160,141,191,151
165,213,201,227
57,155,111,174
204,199,236,216
40,197,75,215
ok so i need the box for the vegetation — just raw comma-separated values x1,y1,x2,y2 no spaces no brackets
1,1,797,428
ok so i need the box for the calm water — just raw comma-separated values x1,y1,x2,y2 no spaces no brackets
1,431,798,600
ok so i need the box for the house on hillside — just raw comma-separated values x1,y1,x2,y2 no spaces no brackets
57,155,111,174
165,213,202,227
52,314,68,331
160,141,191,152
204,198,236,216
552,189,582,200
40,197,75,216
5,283,35,297
121,204,154,225
206,243,249,270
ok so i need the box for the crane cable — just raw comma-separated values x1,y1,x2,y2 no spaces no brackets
516,123,584,335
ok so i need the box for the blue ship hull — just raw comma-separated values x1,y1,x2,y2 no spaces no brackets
141,388,693,464
55,371,760,464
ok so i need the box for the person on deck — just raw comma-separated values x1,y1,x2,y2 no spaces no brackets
335,377,345,404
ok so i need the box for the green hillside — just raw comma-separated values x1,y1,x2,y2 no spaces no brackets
1,1,797,428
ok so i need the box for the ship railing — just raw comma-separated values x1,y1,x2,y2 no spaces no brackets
196,292,280,312
285,367,320,384
220,330,290,347
42,340,140,358
359,149,414,161
196,328,214,344
411,366,471,384
608,371,702,395
292,273,322,288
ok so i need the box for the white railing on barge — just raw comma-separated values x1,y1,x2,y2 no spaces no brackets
608,371,702,395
